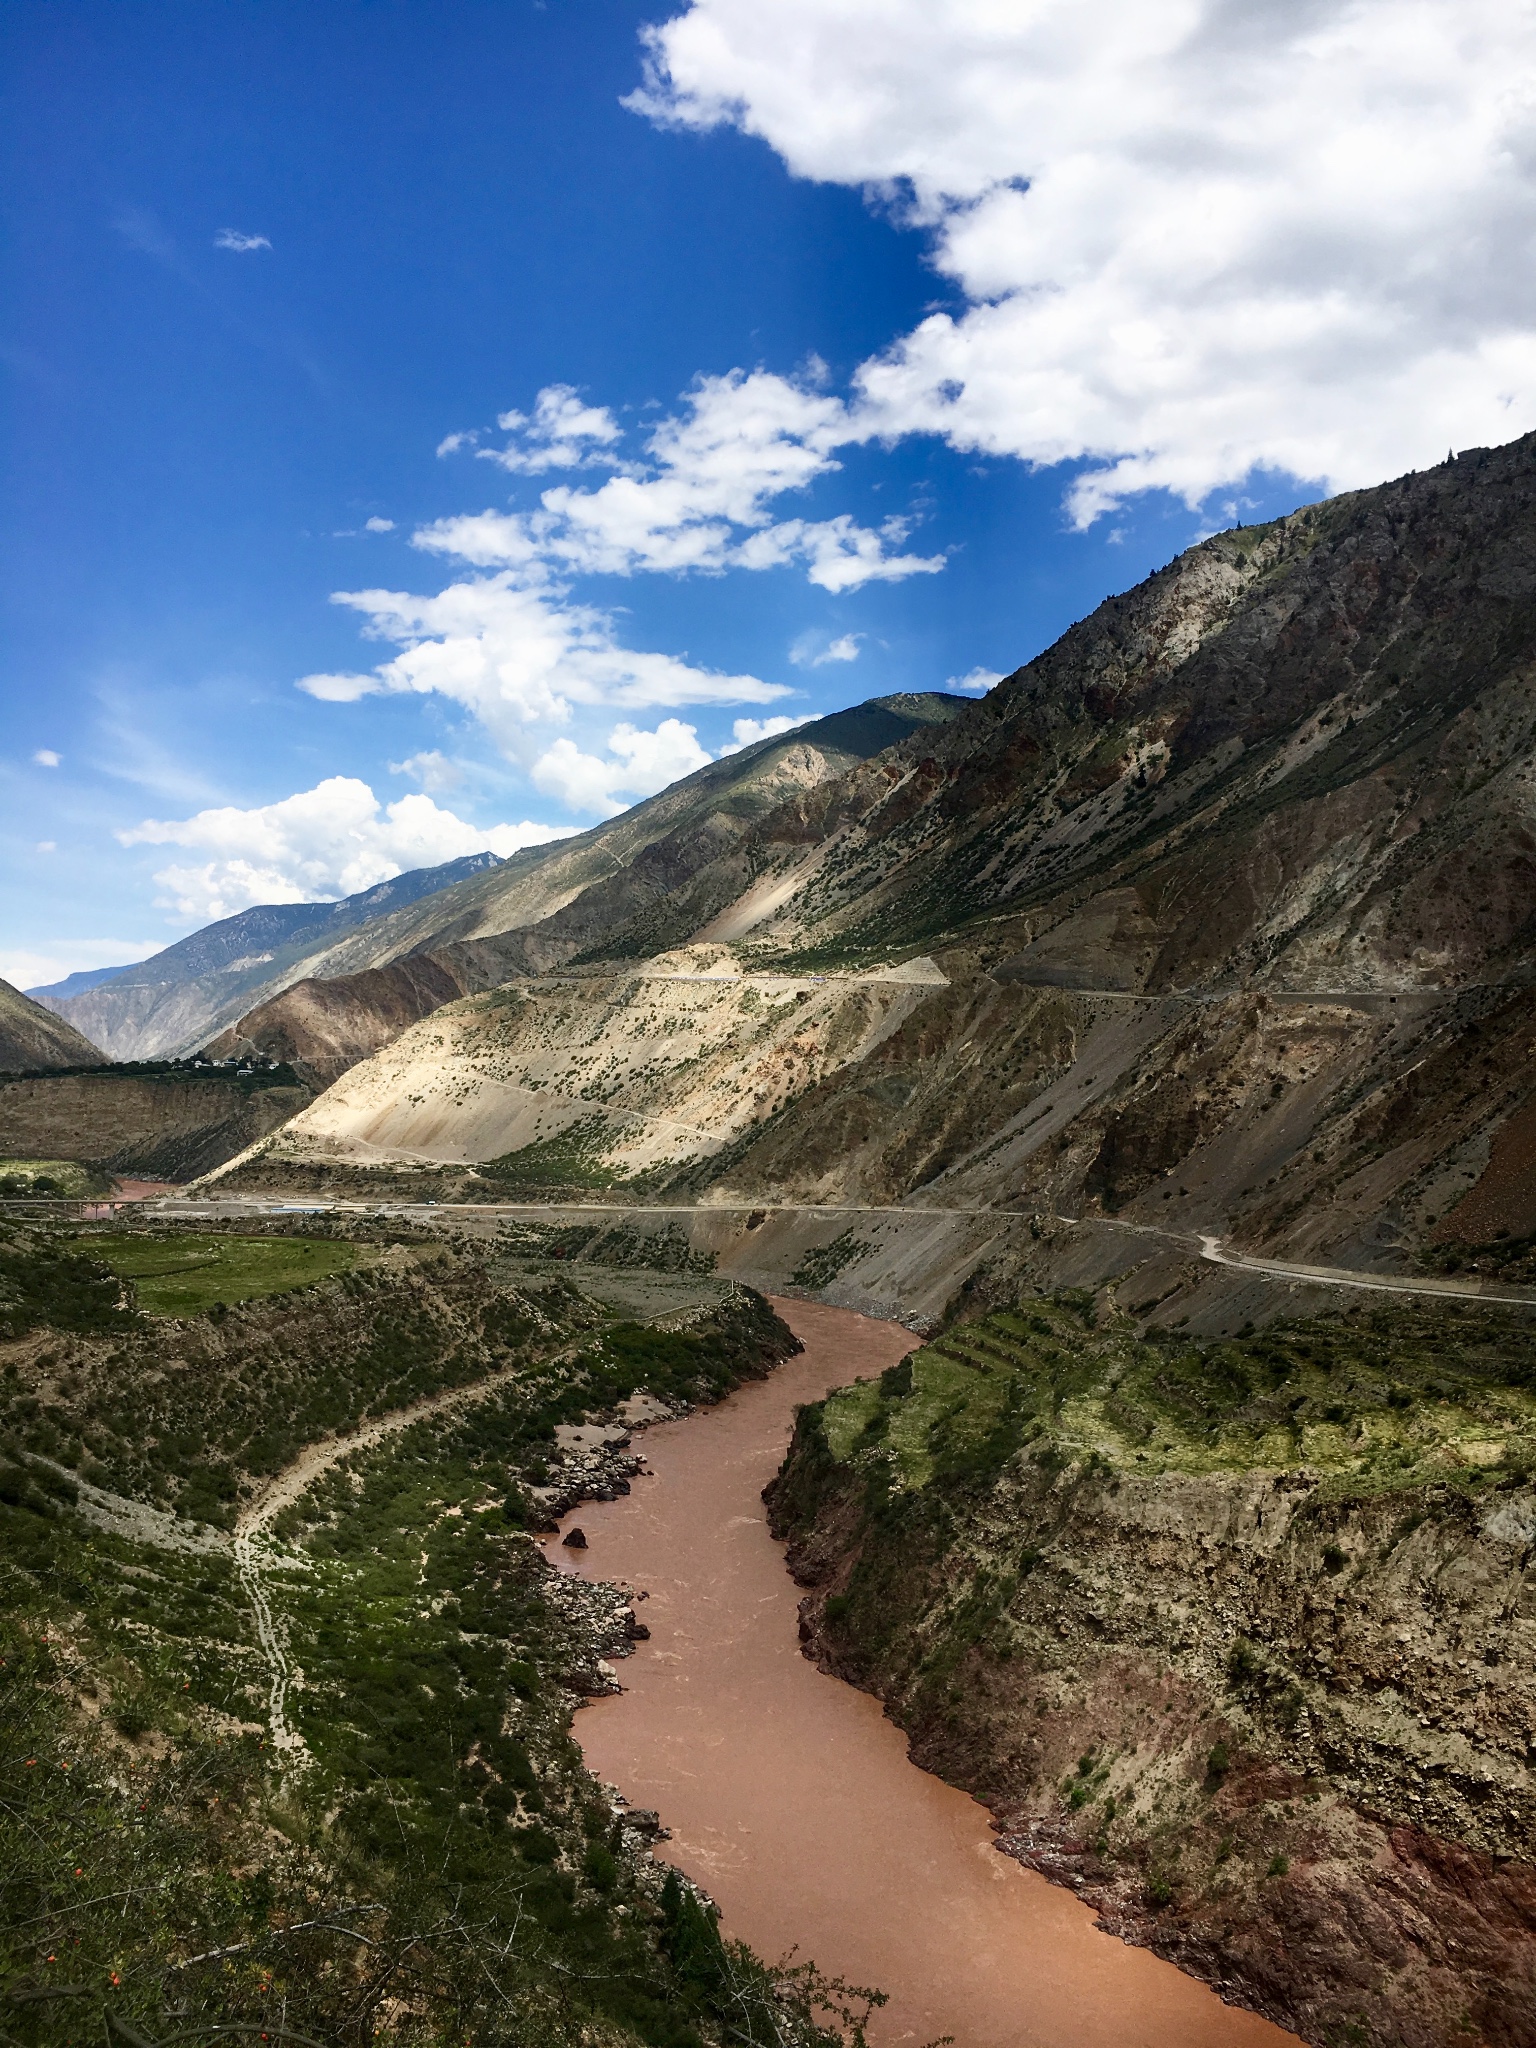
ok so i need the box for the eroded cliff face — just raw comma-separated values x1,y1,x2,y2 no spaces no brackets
0,1070,310,1180
766,1295,1536,2048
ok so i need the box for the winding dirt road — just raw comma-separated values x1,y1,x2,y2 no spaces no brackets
232,1352,553,1762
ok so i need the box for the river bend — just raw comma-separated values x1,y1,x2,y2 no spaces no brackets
550,1297,1294,2048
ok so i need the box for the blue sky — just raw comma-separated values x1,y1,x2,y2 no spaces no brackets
4,0,1532,987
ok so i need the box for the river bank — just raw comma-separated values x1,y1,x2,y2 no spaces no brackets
550,1296,1295,2048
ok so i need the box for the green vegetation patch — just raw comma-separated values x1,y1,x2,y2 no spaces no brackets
1421,1230,1536,1284
497,1217,715,1274
0,1159,110,1197
791,1231,875,1291
0,1223,130,1340
82,1229,361,1315
0,1245,595,1526
816,1294,1536,1498
0,1224,854,2048
481,1113,625,1190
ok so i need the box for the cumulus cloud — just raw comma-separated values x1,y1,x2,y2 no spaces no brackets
790,629,862,667
717,713,814,755
948,666,1004,694
420,372,944,588
214,229,271,252
301,378,938,807
532,719,714,816
33,749,61,767
364,516,395,533
389,749,464,793
296,573,788,742
631,0,1536,521
480,385,624,473
118,777,577,922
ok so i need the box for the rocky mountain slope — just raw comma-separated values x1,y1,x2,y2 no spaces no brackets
767,1290,1536,2048
204,693,967,1081
0,975,104,1074
30,850,507,1061
226,436,1536,1305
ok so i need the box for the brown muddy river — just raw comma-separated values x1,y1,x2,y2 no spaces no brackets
550,1297,1295,2048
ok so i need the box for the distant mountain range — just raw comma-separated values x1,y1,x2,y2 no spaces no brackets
28,850,509,1060
32,695,966,1081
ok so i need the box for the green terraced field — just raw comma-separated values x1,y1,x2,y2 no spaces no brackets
818,1295,1536,1497
82,1229,362,1315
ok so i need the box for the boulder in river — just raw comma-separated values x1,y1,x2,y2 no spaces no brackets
562,1525,588,1549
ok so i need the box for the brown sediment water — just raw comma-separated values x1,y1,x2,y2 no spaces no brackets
550,1297,1296,2048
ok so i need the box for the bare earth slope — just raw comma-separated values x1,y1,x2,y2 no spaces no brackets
206,693,967,1079
0,975,104,1073
237,437,1536,1299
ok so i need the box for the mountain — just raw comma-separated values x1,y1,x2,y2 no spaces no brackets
31,850,507,1061
203,692,969,1083
209,433,1536,2046
244,434,1536,1289
0,976,104,1074
26,961,145,1001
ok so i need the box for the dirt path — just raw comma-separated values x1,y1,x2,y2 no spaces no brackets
1193,1232,1536,1307
233,1354,550,1764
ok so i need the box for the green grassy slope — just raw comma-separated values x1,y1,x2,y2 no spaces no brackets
0,1220,873,2048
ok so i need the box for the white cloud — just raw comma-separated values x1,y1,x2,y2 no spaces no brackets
437,429,481,457
717,713,814,755
296,573,788,743
2,939,155,992
33,749,61,767
214,229,271,253
480,385,624,473
790,629,862,667
948,666,1003,694
532,719,714,816
631,0,1536,521
364,516,395,533
418,370,944,588
305,372,940,796
35,841,57,854
117,776,577,922
389,749,464,793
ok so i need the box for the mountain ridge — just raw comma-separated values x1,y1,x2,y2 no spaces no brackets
0,976,105,1075
230,435,1536,1298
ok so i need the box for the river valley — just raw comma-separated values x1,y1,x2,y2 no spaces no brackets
551,1298,1296,2048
